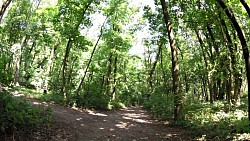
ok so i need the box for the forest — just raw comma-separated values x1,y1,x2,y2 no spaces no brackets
0,0,250,140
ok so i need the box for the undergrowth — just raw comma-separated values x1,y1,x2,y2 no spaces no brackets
0,90,53,140
181,95,250,140
144,92,250,140
19,87,127,110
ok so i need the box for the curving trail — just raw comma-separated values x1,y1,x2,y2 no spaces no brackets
30,98,190,141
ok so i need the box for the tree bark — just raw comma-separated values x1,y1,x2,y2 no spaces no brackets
240,0,250,17
148,42,163,90
219,13,235,104
195,29,213,103
104,53,113,96
44,44,57,94
160,0,181,120
217,0,250,121
75,17,107,96
61,38,72,98
112,55,118,100
13,35,28,86
61,0,93,97
0,0,11,23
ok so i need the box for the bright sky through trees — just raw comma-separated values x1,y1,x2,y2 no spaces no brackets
85,0,155,57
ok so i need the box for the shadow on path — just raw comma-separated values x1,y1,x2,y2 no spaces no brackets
28,98,189,141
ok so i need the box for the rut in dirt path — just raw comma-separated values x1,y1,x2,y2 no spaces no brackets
30,98,190,141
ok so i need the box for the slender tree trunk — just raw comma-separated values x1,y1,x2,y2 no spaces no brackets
195,29,213,103
207,25,221,100
112,55,117,100
61,38,72,98
62,0,93,99
104,53,113,95
160,47,168,95
230,27,242,102
218,13,233,105
240,0,250,17
65,56,77,102
13,35,28,86
75,17,107,96
160,0,181,120
148,42,163,90
44,45,57,94
0,0,11,23
217,0,250,121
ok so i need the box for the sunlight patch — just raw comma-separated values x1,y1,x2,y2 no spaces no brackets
122,113,147,118
76,118,82,121
133,118,151,123
87,110,107,117
32,101,41,105
116,122,128,129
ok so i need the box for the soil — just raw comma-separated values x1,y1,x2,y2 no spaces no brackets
0,84,191,141
27,98,191,141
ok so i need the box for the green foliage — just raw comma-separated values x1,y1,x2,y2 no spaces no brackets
42,93,65,104
108,101,126,110
77,91,110,110
144,92,174,119
179,96,250,140
0,91,53,138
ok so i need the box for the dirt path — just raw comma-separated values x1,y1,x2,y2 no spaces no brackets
28,98,190,141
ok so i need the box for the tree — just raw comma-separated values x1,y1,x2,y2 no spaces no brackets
160,0,181,120
216,0,250,120
240,0,250,17
0,0,12,23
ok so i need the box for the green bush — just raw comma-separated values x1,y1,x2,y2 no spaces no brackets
0,91,53,139
143,92,174,119
40,92,65,104
108,101,126,110
180,98,250,140
76,91,110,110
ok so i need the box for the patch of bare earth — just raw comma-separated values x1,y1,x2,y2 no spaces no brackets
28,98,191,141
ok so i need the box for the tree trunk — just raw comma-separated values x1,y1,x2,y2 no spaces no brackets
195,29,213,103
0,0,11,23
219,14,236,101
65,56,77,102
62,0,93,99
160,0,181,120
75,17,107,96
240,0,250,17
61,38,72,98
160,47,168,95
148,42,163,90
104,53,113,95
112,55,117,100
44,44,57,94
207,25,221,100
217,0,250,121
13,35,28,86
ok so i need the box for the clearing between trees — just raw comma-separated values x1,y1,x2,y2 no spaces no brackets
28,98,190,141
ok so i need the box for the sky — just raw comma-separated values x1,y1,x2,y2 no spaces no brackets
86,0,155,57
128,0,155,57
1,0,155,57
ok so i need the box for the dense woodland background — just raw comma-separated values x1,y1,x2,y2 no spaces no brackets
0,0,250,140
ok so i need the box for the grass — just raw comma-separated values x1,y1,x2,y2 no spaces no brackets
180,94,250,140
18,87,65,104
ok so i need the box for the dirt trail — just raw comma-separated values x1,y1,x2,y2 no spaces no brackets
28,98,190,141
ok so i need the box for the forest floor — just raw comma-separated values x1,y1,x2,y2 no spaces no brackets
27,98,192,141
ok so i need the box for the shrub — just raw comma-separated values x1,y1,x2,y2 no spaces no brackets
143,92,174,119
108,101,126,110
0,91,53,140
